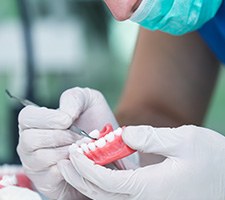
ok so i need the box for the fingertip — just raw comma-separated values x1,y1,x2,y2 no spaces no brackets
122,126,133,139
122,126,140,149
122,125,155,150
69,146,85,161
56,112,73,129
69,147,94,171
68,144,79,155
59,88,84,120
18,105,37,125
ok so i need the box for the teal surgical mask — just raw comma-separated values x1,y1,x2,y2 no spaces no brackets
130,0,222,35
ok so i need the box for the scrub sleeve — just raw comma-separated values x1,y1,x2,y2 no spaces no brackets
199,0,225,64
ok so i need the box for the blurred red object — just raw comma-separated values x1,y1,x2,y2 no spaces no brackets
0,165,32,190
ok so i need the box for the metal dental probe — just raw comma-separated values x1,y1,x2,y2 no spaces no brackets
5,89,97,140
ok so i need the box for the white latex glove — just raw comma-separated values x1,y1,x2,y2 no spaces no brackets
17,87,120,200
59,87,119,132
0,186,41,200
59,125,225,200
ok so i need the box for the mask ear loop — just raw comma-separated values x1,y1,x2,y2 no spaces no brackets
129,0,152,22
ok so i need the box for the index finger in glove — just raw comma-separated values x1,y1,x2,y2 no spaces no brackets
68,146,136,194
18,129,78,152
58,160,128,200
18,105,72,130
122,125,190,157
59,87,104,120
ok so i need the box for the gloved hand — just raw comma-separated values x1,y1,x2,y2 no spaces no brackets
17,87,119,200
59,87,118,132
59,125,225,200
0,186,42,200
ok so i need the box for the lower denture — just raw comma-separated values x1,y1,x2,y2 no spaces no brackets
77,124,136,166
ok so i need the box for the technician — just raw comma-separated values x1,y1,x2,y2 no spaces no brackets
17,0,225,199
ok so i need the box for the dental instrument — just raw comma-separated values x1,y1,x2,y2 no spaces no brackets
5,89,97,140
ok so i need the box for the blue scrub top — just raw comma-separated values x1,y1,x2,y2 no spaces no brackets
199,0,225,64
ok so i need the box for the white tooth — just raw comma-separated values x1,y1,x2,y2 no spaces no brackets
88,142,96,151
89,129,100,139
76,137,91,145
76,139,83,146
82,137,92,143
114,127,122,136
104,132,115,142
80,143,89,153
76,148,84,154
71,143,79,149
94,138,106,148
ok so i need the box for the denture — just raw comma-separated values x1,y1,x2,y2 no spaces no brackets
72,124,136,165
0,166,32,189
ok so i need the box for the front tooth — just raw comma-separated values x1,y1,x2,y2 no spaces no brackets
76,139,84,146
104,132,115,142
89,129,100,139
82,138,92,143
114,127,122,136
71,143,79,149
76,148,84,154
94,138,106,148
80,143,89,153
76,137,91,145
88,142,96,151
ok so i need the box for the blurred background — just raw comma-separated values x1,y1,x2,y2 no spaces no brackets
0,0,224,165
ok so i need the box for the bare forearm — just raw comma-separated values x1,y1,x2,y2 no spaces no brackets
116,29,219,127
116,28,219,166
